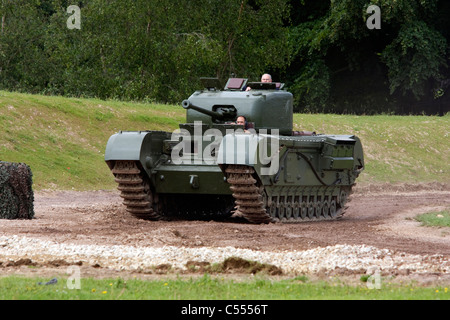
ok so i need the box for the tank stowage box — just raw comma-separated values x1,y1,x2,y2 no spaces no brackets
105,77,364,223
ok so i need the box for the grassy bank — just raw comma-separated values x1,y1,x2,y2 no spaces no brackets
0,91,184,190
0,90,448,190
294,113,449,185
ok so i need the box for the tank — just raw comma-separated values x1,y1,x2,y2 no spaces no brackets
105,77,364,223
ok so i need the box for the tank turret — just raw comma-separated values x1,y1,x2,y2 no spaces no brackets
184,79,293,135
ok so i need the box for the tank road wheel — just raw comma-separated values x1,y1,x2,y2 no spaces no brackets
225,165,272,224
307,202,315,219
112,160,161,220
269,203,279,221
285,204,293,220
269,202,277,220
277,203,285,220
321,200,329,219
292,202,300,220
338,189,348,206
329,199,337,218
312,199,320,219
300,202,308,219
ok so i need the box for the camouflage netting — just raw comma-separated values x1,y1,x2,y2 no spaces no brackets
0,161,34,219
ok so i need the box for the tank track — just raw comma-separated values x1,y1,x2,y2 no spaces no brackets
225,164,353,224
112,160,161,220
225,165,272,223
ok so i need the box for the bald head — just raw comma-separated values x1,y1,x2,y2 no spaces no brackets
261,74,272,83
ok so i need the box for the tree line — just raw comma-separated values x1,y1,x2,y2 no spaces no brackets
0,0,448,115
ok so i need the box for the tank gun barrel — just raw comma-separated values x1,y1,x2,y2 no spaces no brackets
182,100,236,121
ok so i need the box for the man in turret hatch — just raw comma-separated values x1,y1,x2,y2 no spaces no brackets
245,73,273,91
235,115,250,133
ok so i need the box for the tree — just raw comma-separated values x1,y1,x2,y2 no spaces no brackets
0,0,53,93
0,0,291,103
286,0,449,114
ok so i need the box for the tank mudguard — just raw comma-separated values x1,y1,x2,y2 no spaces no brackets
105,131,171,171
105,131,149,161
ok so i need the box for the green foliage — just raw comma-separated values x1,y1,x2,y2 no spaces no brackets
287,0,449,114
290,59,330,112
381,21,447,98
0,0,290,104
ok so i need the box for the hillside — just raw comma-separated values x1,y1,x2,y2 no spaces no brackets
0,91,448,191
293,113,449,186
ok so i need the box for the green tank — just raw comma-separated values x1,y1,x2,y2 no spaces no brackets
105,77,364,223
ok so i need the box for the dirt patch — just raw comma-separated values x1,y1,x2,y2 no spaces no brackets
185,257,283,275
376,205,450,243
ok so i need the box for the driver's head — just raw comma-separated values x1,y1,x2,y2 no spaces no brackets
261,74,272,83
236,116,246,126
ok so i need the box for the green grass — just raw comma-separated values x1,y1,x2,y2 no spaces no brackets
415,209,450,228
0,275,448,300
0,90,184,190
1,90,448,190
294,113,450,184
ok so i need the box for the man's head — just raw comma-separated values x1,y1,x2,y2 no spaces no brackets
261,74,272,83
236,116,246,127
